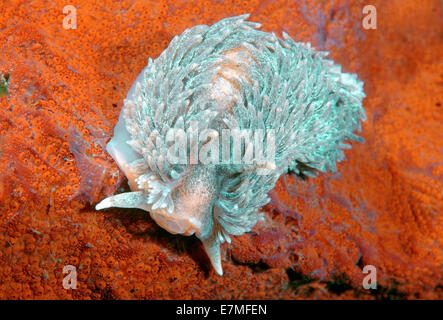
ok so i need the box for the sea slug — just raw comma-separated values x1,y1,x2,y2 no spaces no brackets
96,14,366,275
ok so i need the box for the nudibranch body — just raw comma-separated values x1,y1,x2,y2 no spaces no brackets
96,14,366,275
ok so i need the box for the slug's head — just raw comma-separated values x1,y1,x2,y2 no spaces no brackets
96,132,224,274
141,164,219,239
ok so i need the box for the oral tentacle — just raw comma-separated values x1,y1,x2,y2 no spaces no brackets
201,232,223,276
95,191,148,211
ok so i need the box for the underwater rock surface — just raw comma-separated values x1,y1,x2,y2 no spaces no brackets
0,0,442,299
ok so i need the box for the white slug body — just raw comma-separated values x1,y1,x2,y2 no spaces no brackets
96,14,366,275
